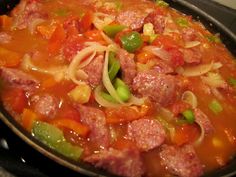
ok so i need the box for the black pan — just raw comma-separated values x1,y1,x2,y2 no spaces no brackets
0,0,236,176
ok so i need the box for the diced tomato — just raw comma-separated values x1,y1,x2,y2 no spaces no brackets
152,35,179,49
22,108,39,131
2,88,28,114
58,105,80,121
51,118,89,137
105,102,154,124
48,24,66,55
112,138,137,150
37,23,57,39
78,10,93,33
63,34,87,61
0,46,22,67
169,101,191,117
173,123,200,146
63,16,80,36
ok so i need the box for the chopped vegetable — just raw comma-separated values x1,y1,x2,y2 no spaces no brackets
173,124,200,146
201,72,226,88
33,121,83,160
103,24,126,38
155,0,169,7
48,24,66,54
228,77,236,87
206,35,221,43
68,84,91,104
101,91,117,103
114,78,131,102
176,18,189,28
143,23,158,43
120,31,143,52
181,109,195,124
108,52,120,80
22,109,39,131
209,99,223,114
181,91,198,109
51,118,89,137
0,46,22,67
2,88,27,114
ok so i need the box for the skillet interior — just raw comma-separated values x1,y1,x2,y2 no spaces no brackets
0,0,236,176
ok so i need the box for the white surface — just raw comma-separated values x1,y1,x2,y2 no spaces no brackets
213,0,236,10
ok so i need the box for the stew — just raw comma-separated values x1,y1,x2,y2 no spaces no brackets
0,0,236,177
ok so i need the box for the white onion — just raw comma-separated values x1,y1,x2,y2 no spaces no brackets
102,50,124,103
159,107,174,121
100,31,117,46
194,121,205,146
21,54,68,81
184,41,201,48
93,12,115,30
94,85,145,108
176,62,222,77
28,18,45,34
181,91,198,108
68,45,107,85
143,46,171,61
94,85,121,108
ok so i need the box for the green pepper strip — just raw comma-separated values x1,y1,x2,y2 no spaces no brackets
228,77,236,87
206,35,221,43
103,24,126,38
155,0,169,7
101,91,117,103
208,99,223,114
114,78,131,102
120,31,143,53
33,121,83,160
176,18,189,28
181,109,195,124
108,51,120,81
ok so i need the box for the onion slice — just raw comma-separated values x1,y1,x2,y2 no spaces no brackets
176,62,222,77
102,50,124,103
194,121,205,146
21,54,68,81
181,91,198,108
94,86,121,108
68,45,107,85
184,41,201,48
143,46,171,61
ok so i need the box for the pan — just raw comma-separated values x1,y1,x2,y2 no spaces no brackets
0,0,236,176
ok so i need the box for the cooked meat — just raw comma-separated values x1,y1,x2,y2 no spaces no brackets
0,67,39,92
144,9,166,34
117,48,137,87
77,105,110,149
32,94,59,118
83,55,104,87
183,48,202,64
160,144,203,177
127,118,166,151
11,0,47,29
182,28,197,41
132,70,176,106
85,148,144,177
153,59,174,74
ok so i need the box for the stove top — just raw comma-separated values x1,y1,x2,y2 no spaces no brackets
0,1,236,177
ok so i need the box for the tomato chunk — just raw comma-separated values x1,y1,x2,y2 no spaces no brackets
2,88,28,114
